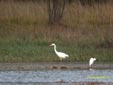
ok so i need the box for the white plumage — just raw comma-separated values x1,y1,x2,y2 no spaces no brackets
50,43,69,60
89,57,96,67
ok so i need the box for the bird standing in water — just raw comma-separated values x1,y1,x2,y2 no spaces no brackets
89,57,96,68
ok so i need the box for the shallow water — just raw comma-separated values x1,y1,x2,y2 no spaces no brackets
0,70,112,83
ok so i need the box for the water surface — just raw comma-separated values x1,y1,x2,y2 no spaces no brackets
0,70,112,83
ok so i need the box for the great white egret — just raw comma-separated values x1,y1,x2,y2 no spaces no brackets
89,57,96,67
50,43,69,60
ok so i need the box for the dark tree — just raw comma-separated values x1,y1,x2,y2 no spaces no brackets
47,0,66,24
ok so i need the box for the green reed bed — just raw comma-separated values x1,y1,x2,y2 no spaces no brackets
0,37,113,62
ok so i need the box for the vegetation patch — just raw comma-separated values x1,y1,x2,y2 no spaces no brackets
0,1,113,62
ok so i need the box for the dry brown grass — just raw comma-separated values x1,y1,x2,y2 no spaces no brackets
0,1,47,25
64,3,113,27
0,1,113,45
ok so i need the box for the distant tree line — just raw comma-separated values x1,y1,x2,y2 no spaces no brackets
79,0,112,6
0,0,112,4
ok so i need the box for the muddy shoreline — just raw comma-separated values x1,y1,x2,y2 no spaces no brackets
0,62,113,71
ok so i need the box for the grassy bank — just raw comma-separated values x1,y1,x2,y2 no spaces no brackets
0,1,113,62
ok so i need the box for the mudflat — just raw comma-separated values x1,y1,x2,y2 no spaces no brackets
0,62,112,71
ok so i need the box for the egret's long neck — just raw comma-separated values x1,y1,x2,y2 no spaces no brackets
53,45,57,53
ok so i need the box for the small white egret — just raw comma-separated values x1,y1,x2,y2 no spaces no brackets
50,43,69,60
89,57,96,67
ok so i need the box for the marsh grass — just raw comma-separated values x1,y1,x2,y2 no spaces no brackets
63,3,113,27
0,1,113,62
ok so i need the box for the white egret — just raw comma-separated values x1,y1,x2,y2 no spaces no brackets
89,57,96,67
50,43,69,60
